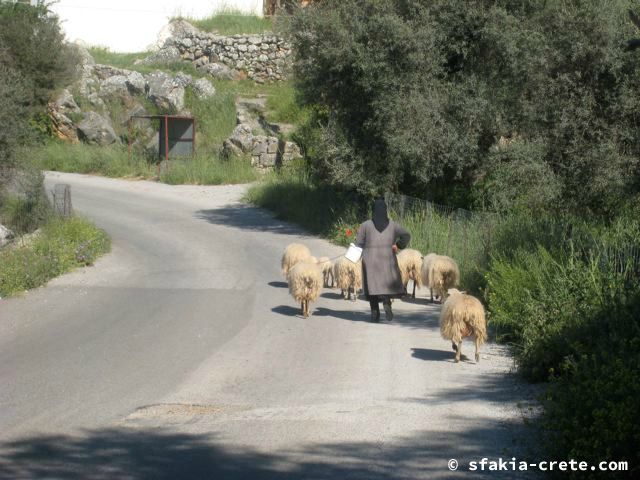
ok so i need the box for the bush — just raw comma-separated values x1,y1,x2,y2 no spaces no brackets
486,240,640,382
0,216,110,297
287,0,640,215
541,293,640,479
0,1,78,113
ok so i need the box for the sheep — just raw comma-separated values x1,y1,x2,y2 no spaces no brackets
396,248,423,298
425,254,460,303
317,256,335,288
287,260,324,318
281,243,312,278
333,255,363,301
420,253,439,302
439,288,487,363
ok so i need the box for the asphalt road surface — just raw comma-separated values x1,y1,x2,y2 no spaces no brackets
0,172,539,479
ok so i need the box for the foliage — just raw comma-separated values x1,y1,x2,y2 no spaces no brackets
29,142,257,185
0,169,51,235
0,215,110,297
486,236,640,382
183,9,274,35
541,292,640,479
287,0,640,215
245,164,365,237
0,1,78,113
0,60,28,173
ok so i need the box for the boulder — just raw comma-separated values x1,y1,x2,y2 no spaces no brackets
145,71,185,112
125,71,146,95
72,42,95,66
48,108,78,143
77,111,119,145
99,75,129,97
0,224,14,248
138,45,182,65
192,78,215,99
199,62,239,80
173,71,192,88
52,89,80,114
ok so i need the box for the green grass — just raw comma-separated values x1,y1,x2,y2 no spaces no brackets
0,216,110,297
29,142,257,185
183,9,274,35
88,47,150,70
246,165,364,237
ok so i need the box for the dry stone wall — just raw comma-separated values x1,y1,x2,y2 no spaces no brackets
147,21,292,83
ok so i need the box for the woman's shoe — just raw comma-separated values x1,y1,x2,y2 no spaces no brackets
383,302,394,322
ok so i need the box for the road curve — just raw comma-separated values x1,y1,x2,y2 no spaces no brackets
0,172,537,479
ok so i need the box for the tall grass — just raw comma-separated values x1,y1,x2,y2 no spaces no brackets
245,165,364,235
184,9,274,35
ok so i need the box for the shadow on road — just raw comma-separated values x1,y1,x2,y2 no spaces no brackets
268,281,288,288
0,422,539,480
411,347,463,363
195,205,304,236
272,305,302,317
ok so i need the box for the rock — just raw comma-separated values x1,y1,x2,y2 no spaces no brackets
199,62,239,80
99,75,129,97
87,92,105,109
145,71,185,112
72,43,95,66
192,78,215,99
77,111,119,145
0,224,14,248
92,64,130,80
52,89,80,114
283,141,302,162
138,46,183,65
126,71,146,95
48,108,78,143
173,71,192,88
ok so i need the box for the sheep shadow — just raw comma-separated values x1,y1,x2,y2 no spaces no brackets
411,347,469,363
272,305,301,317
320,291,347,300
268,281,288,288
195,205,304,236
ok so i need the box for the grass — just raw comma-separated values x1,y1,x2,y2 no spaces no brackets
30,142,257,185
182,9,274,35
0,215,111,297
245,165,365,237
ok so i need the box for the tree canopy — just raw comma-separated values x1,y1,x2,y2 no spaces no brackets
288,0,640,215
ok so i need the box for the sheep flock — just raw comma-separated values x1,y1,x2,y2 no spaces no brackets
280,242,486,364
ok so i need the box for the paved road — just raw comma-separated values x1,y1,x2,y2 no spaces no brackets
0,173,538,479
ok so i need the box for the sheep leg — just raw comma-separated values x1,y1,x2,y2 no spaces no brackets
412,280,416,299
455,340,462,363
430,288,434,303
475,337,481,363
301,301,305,317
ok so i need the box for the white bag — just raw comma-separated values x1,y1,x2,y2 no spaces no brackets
345,243,363,263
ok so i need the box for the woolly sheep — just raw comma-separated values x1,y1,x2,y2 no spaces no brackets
281,243,311,278
287,260,323,318
317,256,334,288
425,254,460,303
440,288,487,363
396,248,423,298
420,253,439,302
333,255,363,301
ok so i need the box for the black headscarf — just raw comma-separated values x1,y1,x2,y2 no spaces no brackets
372,198,390,233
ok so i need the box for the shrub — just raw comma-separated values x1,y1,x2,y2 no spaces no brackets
287,0,640,215
0,216,110,297
541,293,640,479
486,241,640,382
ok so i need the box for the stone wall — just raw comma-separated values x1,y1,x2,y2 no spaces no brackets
165,30,292,83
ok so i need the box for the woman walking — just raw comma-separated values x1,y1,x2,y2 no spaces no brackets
355,198,411,323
